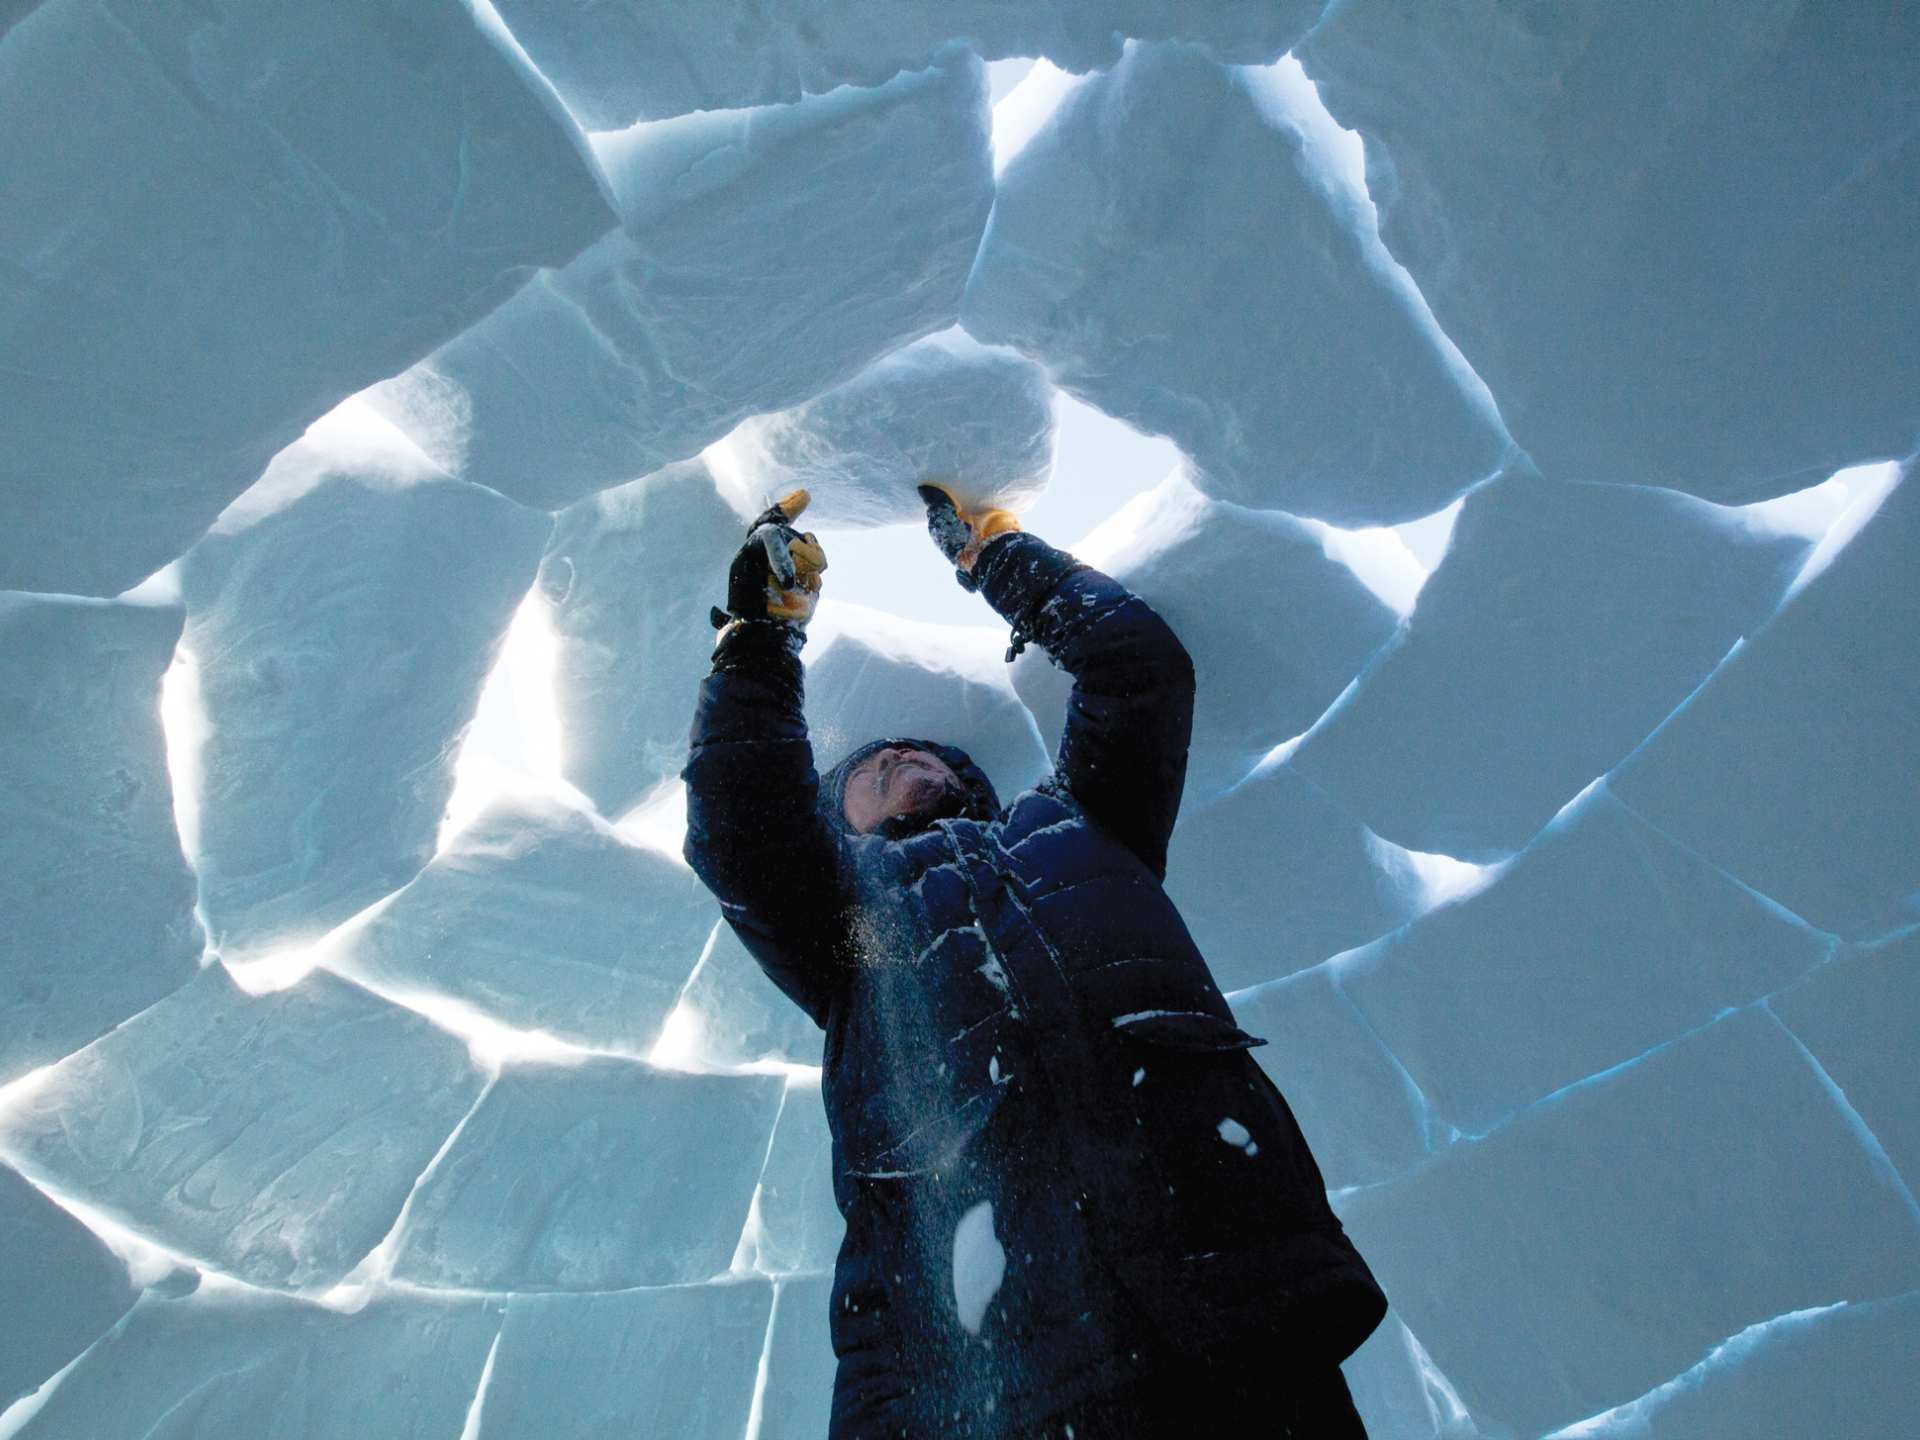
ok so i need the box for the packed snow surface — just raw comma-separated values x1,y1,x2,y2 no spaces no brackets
0,0,612,596
2,5,1916,1437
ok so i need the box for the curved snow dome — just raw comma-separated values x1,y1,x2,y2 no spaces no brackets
2,1,1917,1435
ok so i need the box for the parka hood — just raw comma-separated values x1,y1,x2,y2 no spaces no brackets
818,736,1001,839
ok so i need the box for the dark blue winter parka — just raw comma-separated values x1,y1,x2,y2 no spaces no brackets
683,533,1385,1437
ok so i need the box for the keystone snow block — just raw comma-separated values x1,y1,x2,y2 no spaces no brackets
722,331,1055,529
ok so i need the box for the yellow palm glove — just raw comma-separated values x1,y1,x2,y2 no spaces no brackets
917,482,1022,573
713,489,828,641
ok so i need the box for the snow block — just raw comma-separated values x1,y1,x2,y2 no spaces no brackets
1611,457,1920,938
1227,966,1434,1191
751,1075,844,1277
540,460,747,816
1166,764,1424,992
805,615,1051,799
330,795,714,1056
489,0,1318,129
1772,929,1920,1197
963,42,1507,526
1334,1008,1920,1439
1341,1311,1480,1440
1546,1292,1920,1440
676,922,827,1070
0,966,486,1290
757,1276,838,1440
0,1161,136,1411
1012,474,1399,800
1291,470,1810,857
1298,1,1920,501
391,1057,784,1292
478,1282,774,1440
12,1288,501,1440
1339,786,1833,1138
369,54,994,511
0,0,47,43
723,331,1054,529
0,594,200,1083
0,0,612,596
177,420,551,960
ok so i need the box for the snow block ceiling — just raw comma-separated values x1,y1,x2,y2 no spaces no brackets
1,2,1916,1437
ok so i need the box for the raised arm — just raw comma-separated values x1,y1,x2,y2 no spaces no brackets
681,497,852,1028
918,487,1196,879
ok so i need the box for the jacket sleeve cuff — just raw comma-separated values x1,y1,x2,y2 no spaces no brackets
973,532,1089,633
711,617,807,688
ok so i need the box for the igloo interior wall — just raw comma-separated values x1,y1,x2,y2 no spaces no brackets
2,2,1917,1437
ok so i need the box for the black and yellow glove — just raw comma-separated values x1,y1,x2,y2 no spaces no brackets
711,489,828,641
917,483,1021,586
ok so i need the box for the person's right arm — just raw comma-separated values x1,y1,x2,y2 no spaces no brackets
681,499,851,1029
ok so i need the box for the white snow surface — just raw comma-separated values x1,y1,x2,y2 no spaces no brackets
1298,0,1920,501
964,41,1510,525
488,0,1319,129
0,0,613,597
719,330,1056,528
368,53,994,511
2,7,1918,1436
1013,469,1400,801
176,413,552,960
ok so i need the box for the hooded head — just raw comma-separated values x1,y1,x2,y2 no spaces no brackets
818,736,1000,840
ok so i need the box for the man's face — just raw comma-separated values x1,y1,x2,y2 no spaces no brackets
842,745,964,835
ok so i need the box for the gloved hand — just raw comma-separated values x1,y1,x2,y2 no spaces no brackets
917,483,1021,579
711,488,828,635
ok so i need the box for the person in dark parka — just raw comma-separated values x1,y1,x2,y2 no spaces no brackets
683,486,1385,1438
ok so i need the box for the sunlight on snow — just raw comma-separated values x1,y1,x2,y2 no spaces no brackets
989,59,1086,176
440,589,577,853
1780,461,1903,601
617,779,693,863
157,644,208,869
